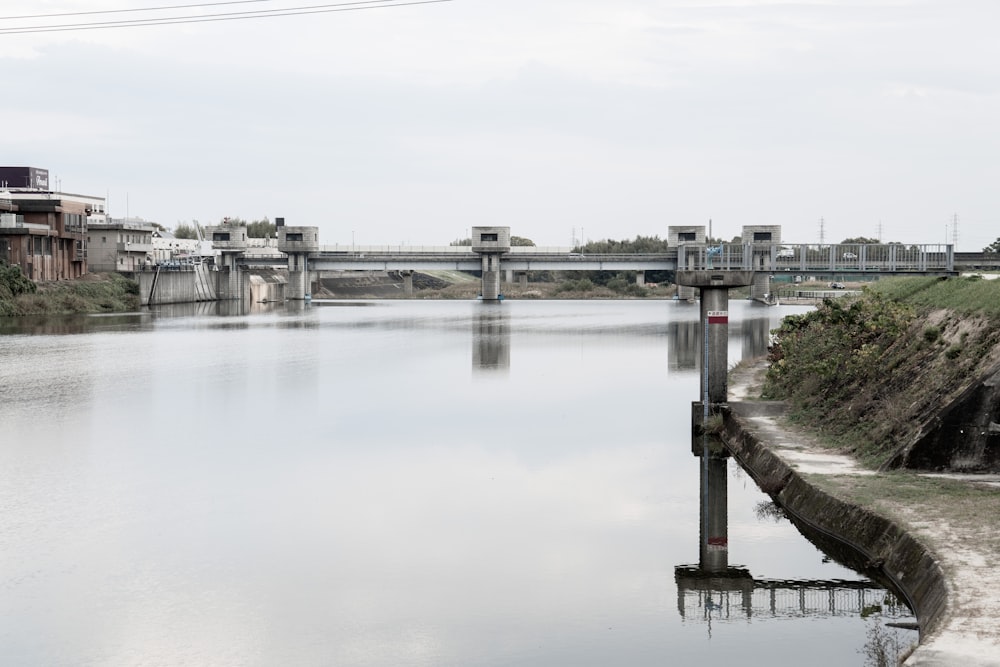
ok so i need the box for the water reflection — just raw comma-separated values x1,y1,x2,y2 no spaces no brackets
740,316,773,361
667,319,699,373
677,437,913,632
472,305,510,372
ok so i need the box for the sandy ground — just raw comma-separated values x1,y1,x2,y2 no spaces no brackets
729,361,1000,667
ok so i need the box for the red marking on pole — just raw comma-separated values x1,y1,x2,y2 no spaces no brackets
707,310,729,325
707,537,728,546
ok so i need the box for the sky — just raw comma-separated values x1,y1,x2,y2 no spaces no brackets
2,0,999,250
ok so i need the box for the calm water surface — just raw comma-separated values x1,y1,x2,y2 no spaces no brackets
0,299,913,666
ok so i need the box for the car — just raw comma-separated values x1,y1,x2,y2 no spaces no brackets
842,252,858,260
829,282,845,289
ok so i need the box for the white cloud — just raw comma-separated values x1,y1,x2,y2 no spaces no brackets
2,0,1000,248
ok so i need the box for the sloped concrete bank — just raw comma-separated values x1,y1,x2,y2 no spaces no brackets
721,402,948,654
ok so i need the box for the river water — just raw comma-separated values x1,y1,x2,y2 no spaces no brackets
0,299,914,666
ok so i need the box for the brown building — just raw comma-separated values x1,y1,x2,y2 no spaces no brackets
0,167,105,281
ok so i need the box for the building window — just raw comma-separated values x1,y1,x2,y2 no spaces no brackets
213,233,231,242
679,232,696,241
481,233,498,242
286,233,303,241
753,232,772,242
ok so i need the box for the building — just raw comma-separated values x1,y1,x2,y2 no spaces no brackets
0,167,105,281
87,219,155,272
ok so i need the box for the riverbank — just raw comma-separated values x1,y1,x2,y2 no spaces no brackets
726,360,1000,666
0,270,139,316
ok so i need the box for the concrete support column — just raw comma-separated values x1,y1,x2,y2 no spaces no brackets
517,271,528,288
635,271,645,286
401,271,414,295
750,272,771,302
286,252,310,300
699,455,729,573
481,254,502,301
677,284,696,300
505,268,514,284
701,286,731,405
215,254,242,300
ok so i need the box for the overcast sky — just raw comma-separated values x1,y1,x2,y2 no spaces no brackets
2,0,998,249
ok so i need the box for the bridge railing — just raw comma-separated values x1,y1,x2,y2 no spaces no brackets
316,245,575,255
677,243,954,273
679,584,911,622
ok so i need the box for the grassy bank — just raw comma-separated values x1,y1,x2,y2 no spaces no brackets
762,276,1000,468
0,263,140,316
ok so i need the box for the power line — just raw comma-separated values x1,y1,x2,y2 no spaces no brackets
0,0,280,21
0,0,452,35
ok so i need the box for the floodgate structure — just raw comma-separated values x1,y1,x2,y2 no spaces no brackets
132,220,987,307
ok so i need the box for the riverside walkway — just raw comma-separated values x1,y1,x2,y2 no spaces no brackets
726,361,1000,666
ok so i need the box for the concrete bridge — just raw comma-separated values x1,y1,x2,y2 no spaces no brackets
200,219,973,303
674,566,911,622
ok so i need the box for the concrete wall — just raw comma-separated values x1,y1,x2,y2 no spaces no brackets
138,263,220,305
741,225,782,244
722,404,947,643
668,225,707,246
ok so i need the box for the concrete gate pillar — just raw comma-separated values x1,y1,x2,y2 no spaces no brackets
285,253,310,301
471,226,511,302
675,270,755,428
276,223,319,301
750,272,771,302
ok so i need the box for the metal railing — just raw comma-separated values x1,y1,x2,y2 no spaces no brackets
678,243,954,273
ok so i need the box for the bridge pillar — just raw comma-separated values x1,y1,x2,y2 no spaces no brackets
401,271,414,295
750,272,771,302
517,271,528,289
635,271,645,286
276,223,319,301
205,218,250,300
472,226,511,301
675,271,755,424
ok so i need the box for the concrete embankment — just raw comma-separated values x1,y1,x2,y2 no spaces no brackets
724,362,1000,666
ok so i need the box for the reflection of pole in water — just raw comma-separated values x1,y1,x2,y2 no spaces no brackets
472,305,510,372
741,316,773,361
667,319,700,372
700,452,729,572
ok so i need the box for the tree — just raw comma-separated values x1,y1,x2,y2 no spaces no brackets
984,238,1000,253
841,237,881,244
511,236,535,246
246,218,275,238
174,223,200,239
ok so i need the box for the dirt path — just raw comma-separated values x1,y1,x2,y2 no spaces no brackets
728,360,1000,666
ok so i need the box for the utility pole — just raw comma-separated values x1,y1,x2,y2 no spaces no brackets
952,214,959,249
819,217,826,245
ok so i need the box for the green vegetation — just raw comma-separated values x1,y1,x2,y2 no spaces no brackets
449,236,535,246
763,277,1000,467
246,218,276,239
174,222,201,239
573,234,669,254
0,261,38,302
0,269,139,316
984,237,1000,253
869,274,1000,316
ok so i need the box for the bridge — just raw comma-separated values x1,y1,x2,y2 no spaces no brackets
199,219,996,302
674,566,912,623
